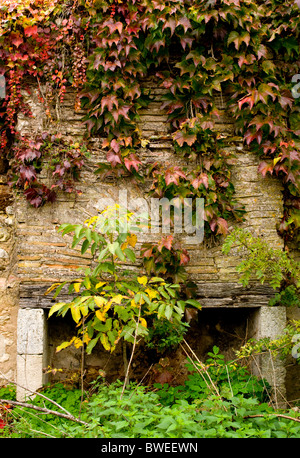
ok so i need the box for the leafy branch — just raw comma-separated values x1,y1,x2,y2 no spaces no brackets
222,227,300,291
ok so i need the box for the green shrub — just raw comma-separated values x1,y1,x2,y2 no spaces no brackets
2,378,300,438
154,346,270,405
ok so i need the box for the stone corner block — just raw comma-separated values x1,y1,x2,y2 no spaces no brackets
257,306,286,340
16,354,47,401
17,308,47,355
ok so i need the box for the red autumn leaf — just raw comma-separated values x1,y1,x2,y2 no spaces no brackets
284,149,300,162
238,54,256,68
107,150,122,167
238,95,255,110
279,90,293,109
180,250,190,266
262,141,277,155
191,173,209,190
177,16,192,33
24,187,45,207
165,167,186,186
84,118,95,134
24,25,38,37
180,36,194,50
157,235,173,252
162,18,176,36
20,165,36,182
285,172,296,184
10,32,23,48
53,164,66,176
100,95,118,114
257,83,277,103
101,138,110,149
124,153,141,172
173,130,197,147
257,44,268,60
103,20,123,35
141,246,153,258
216,217,228,236
150,38,165,53
118,105,131,120
0,419,6,429
209,219,217,232
258,161,273,177
110,139,121,153
124,85,141,100
244,129,263,145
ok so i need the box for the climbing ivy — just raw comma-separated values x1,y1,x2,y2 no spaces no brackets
0,0,299,244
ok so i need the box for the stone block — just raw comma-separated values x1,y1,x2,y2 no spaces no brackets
0,248,8,259
256,306,287,340
17,308,47,355
16,354,47,401
250,306,287,407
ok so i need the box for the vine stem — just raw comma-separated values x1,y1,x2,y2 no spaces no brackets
120,304,141,400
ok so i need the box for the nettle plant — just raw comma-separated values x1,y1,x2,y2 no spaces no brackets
47,205,201,355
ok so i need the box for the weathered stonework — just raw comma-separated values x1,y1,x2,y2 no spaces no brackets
0,78,298,403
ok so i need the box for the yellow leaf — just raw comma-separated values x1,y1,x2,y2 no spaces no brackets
45,283,62,296
141,138,150,148
127,233,137,247
83,332,91,344
95,309,106,322
273,156,281,166
96,281,106,289
121,241,128,250
71,304,81,323
73,282,81,293
48,302,66,318
85,215,98,226
73,337,83,349
56,339,74,353
145,287,158,300
94,296,107,308
84,278,91,289
100,333,111,351
139,317,147,328
137,276,148,286
111,294,124,304
80,304,89,316
130,299,137,308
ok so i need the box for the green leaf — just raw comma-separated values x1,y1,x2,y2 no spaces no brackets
58,224,76,236
85,228,92,242
81,239,90,255
86,336,99,354
108,242,119,255
158,303,166,318
164,304,173,320
185,299,202,309
124,247,136,262
48,302,67,318
149,277,165,283
115,245,126,261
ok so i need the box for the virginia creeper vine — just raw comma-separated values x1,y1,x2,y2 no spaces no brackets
0,0,299,246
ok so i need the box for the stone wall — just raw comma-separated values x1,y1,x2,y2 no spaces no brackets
15,79,284,304
0,77,298,403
